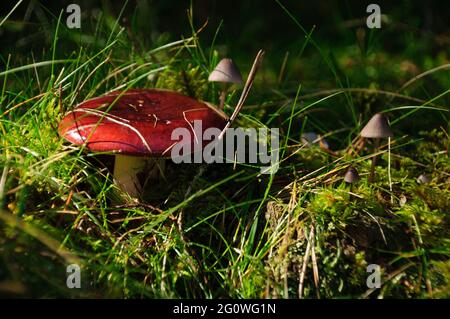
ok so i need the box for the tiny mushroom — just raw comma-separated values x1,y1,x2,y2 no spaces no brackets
208,58,243,109
344,167,360,184
344,167,360,192
360,113,393,182
301,132,330,149
58,89,228,200
417,173,431,184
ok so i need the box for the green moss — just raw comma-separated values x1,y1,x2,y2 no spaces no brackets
155,64,208,100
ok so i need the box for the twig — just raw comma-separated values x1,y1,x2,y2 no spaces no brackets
113,202,165,214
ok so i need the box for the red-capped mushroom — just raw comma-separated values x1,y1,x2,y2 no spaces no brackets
58,89,228,198
58,50,265,200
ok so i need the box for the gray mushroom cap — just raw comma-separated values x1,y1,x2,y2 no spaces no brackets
344,167,360,184
360,113,394,138
417,174,431,184
208,58,243,84
301,132,329,149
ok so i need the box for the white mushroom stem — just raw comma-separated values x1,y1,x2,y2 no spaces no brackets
113,154,165,199
113,154,145,198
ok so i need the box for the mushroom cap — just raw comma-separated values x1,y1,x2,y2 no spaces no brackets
301,132,329,149
360,113,393,138
58,89,228,157
208,58,243,84
417,174,431,184
344,167,360,184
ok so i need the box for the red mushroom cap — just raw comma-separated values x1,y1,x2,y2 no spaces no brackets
58,89,228,157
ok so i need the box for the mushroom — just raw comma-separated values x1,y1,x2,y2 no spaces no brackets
417,173,431,184
58,89,228,199
58,50,265,200
344,167,360,193
344,167,360,184
301,132,330,149
208,58,243,109
360,113,393,182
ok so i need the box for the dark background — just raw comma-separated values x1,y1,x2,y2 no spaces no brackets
2,0,450,57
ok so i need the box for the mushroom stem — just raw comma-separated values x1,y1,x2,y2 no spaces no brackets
368,138,380,183
113,154,146,198
218,86,229,109
113,155,166,200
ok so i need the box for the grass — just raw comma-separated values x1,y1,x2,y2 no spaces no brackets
0,1,449,298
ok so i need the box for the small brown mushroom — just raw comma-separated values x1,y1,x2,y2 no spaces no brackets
417,174,431,184
344,167,360,184
301,132,330,149
344,167,360,192
360,113,393,182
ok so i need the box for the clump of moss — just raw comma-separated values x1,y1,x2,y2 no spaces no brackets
263,132,450,298
295,146,332,171
155,64,208,100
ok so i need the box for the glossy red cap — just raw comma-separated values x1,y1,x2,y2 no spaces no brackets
58,89,228,156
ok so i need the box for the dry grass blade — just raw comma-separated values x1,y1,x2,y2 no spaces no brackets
219,49,265,140
282,181,297,298
299,88,439,106
1,93,46,117
360,262,415,298
298,226,313,299
310,226,320,298
396,63,450,94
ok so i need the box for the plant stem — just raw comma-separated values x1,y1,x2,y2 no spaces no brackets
218,86,228,109
113,154,146,198
388,137,393,203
